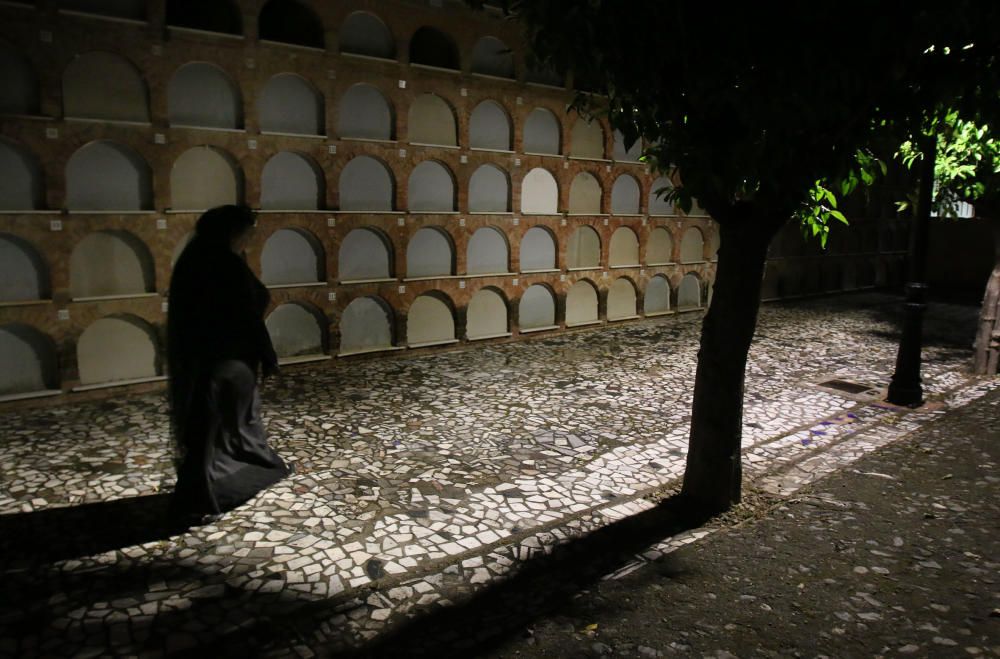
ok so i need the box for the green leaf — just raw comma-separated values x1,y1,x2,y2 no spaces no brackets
829,209,848,224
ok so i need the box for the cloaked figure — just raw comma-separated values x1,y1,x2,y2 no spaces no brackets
167,205,291,524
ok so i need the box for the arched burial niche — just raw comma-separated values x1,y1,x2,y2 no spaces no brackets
66,141,152,211
339,296,394,354
0,139,43,210
338,228,392,281
566,226,600,270
520,226,556,271
648,176,675,215
570,118,604,159
408,93,457,146
409,26,459,70
469,164,510,213
469,100,512,151
261,228,324,285
167,62,242,129
408,160,455,212
63,52,149,122
170,146,241,210
679,227,705,263
406,293,455,346
607,277,638,320
568,172,602,214
467,287,508,339
518,284,556,331
466,226,509,275
167,0,242,35
646,226,673,264
265,303,326,359
523,108,560,155
470,36,514,78
612,129,642,162
565,280,599,326
406,227,454,278
258,0,324,49
0,325,58,396
340,11,395,59
0,234,49,301
260,152,324,210
677,273,702,309
338,84,393,140
59,0,145,20
338,156,394,211
77,315,159,385
0,45,39,115
611,174,641,214
520,167,558,214
644,275,671,314
609,227,640,267
258,73,323,136
70,230,154,299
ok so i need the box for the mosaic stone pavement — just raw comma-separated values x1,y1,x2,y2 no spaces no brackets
0,293,996,657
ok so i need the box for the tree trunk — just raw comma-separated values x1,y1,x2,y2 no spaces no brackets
680,208,783,516
973,215,1000,375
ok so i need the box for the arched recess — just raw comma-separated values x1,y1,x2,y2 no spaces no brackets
0,324,58,395
258,73,323,135
612,130,642,162
70,230,154,299
340,11,395,59
611,174,641,214
261,228,324,285
59,0,145,20
406,226,454,278
266,303,326,358
643,275,671,314
609,227,640,267
470,100,512,151
407,292,456,345
520,226,556,271
167,0,242,35
407,93,457,146
168,62,242,129
65,141,152,211
523,108,560,155
77,315,159,385
338,155,394,211
568,172,602,214
260,151,324,210
63,52,149,122
566,226,600,269
338,83,393,140
408,160,455,212
170,146,241,210
258,0,324,49
646,227,673,264
607,277,638,320
467,226,509,275
467,287,508,339
0,139,43,210
339,296,395,354
569,118,604,159
677,273,702,309
470,36,514,78
565,280,599,326
469,164,510,213
0,45,39,115
648,176,675,215
518,284,556,330
339,228,392,281
409,26,459,70
679,227,705,263
0,234,49,301
520,167,558,214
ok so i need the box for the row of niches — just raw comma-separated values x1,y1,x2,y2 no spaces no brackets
1,47,644,162
0,140,692,216
0,273,709,398
3,1,564,85
0,225,716,302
